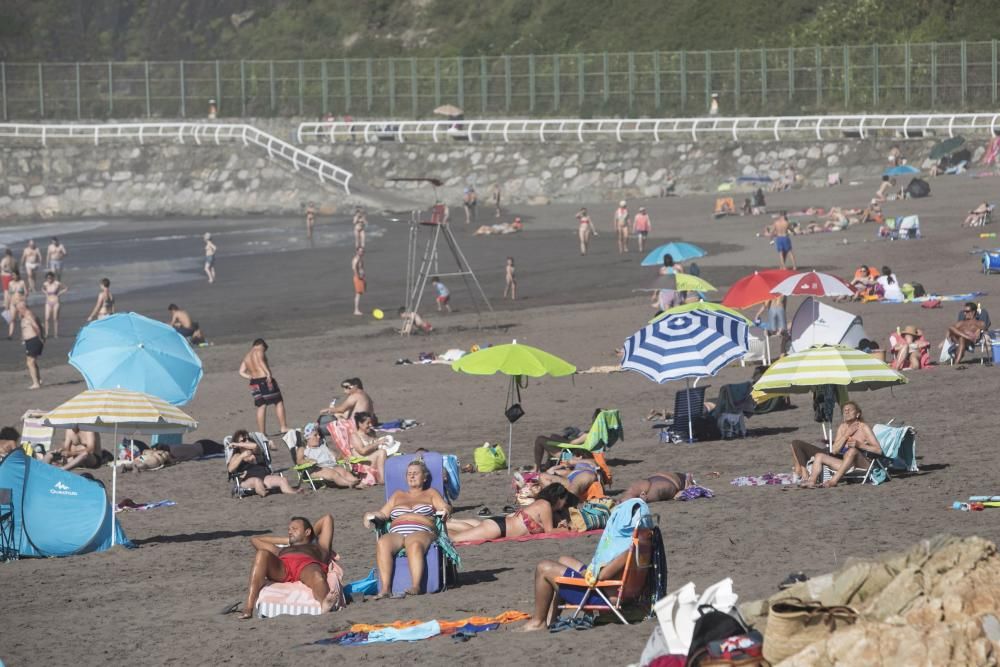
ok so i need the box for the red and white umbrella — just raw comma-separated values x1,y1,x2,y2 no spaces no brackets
771,271,854,298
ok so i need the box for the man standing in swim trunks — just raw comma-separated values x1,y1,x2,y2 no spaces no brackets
20,240,42,294
46,237,67,281
772,212,797,270
239,338,288,435
167,304,206,344
240,515,341,619
352,247,365,316
17,301,43,389
612,201,630,255
204,233,217,284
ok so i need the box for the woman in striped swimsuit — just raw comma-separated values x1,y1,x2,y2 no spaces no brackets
364,459,450,598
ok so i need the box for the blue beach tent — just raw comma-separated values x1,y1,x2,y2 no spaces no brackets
0,450,131,557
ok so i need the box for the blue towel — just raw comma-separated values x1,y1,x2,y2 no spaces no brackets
873,424,918,472
443,454,461,501
587,499,650,578
366,620,441,643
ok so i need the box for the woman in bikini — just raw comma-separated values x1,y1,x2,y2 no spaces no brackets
790,401,882,488
620,472,694,503
86,277,115,322
5,269,27,338
352,207,367,249
363,458,450,598
576,208,597,255
41,272,67,338
538,459,603,500
349,412,388,484
446,483,575,542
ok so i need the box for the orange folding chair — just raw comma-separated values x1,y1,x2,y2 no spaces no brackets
555,525,655,624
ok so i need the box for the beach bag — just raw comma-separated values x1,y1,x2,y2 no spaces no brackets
686,604,752,667
505,377,525,423
762,597,858,664
473,443,506,472
568,499,614,532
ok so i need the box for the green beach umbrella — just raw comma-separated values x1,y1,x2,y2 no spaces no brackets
751,344,907,403
452,341,576,471
651,301,752,325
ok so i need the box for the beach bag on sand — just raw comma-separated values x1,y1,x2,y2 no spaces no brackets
474,443,506,472
686,604,754,667
762,597,858,664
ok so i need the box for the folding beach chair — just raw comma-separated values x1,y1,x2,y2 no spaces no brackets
223,432,275,498
982,252,1000,275
19,410,53,456
543,409,623,484
0,487,16,562
713,197,736,218
325,418,377,481
656,386,710,443
818,421,918,485
279,429,326,491
897,215,921,239
371,452,459,595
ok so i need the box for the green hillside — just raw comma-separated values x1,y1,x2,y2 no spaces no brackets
3,0,1000,62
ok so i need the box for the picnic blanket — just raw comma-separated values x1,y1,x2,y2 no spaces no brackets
454,528,602,547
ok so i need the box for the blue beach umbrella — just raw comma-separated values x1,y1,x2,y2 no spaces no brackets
69,313,204,406
883,164,920,176
621,308,749,441
640,242,708,267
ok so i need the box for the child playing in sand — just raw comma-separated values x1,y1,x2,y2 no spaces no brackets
431,276,451,312
504,257,517,300
398,307,432,335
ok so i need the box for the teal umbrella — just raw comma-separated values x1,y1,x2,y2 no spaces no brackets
69,312,203,406
641,242,707,266
929,136,965,161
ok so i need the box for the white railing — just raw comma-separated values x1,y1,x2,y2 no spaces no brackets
0,122,353,193
298,113,1000,145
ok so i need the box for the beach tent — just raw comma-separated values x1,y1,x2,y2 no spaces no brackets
0,449,130,557
789,298,868,353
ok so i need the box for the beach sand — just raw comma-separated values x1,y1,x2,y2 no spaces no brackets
1,174,1000,665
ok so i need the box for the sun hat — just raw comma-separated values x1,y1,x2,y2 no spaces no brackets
900,325,921,337
619,200,627,207
303,422,318,439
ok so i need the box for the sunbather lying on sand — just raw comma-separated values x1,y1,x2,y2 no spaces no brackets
790,401,882,488
447,483,575,541
619,472,694,502
530,409,601,471
538,458,604,500
240,514,340,619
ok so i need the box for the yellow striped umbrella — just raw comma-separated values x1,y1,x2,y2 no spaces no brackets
44,389,198,546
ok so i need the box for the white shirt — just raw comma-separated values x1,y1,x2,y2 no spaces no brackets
877,275,904,301
303,443,338,468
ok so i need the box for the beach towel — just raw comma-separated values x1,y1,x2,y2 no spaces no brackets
906,291,986,304
731,473,797,487
676,485,714,501
114,499,176,513
366,621,441,643
587,499,650,580
442,454,460,500
349,611,530,634
454,528,602,547
872,424,919,473
254,559,346,618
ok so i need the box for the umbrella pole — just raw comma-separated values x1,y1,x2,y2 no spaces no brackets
686,377,694,443
507,422,513,474
111,424,118,547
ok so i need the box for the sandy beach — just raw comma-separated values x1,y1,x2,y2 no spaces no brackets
2,173,1000,666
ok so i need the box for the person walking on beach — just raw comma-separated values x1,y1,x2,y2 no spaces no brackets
17,301,43,389
492,183,502,219
613,201,630,254
21,240,42,294
576,208,596,256
42,272,67,338
239,338,289,435
353,206,367,249
240,515,341,619
204,233,217,284
46,237,67,280
352,247,366,316
633,206,651,253
772,212,797,270
1,249,14,295
463,187,477,224
504,257,517,300
86,278,115,322
5,269,26,339
305,202,316,241
431,276,451,312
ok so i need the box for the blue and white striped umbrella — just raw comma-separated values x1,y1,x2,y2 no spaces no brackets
621,309,749,441
622,309,750,383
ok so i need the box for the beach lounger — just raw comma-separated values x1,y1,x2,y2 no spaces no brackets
254,557,346,618
223,432,275,498
543,409,622,484
373,452,458,595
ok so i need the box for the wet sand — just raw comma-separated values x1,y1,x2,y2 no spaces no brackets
1,173,1000,665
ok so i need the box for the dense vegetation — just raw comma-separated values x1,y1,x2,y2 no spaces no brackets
3,0,1000,62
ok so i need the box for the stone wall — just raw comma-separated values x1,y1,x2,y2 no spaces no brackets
0,121,980,220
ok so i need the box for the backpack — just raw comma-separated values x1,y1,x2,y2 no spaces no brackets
686,604,758,666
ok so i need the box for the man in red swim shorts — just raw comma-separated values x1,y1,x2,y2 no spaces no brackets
240,514,339,619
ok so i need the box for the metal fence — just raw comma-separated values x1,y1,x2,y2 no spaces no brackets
0,122,353,192
2,40,1000,120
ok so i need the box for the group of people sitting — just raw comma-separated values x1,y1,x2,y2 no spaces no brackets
847,265,905,301
885,302,990,370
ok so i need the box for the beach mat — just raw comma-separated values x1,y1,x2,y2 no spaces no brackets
454,529,601,547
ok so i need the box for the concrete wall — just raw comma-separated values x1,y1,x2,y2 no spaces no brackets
0,122,980,220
